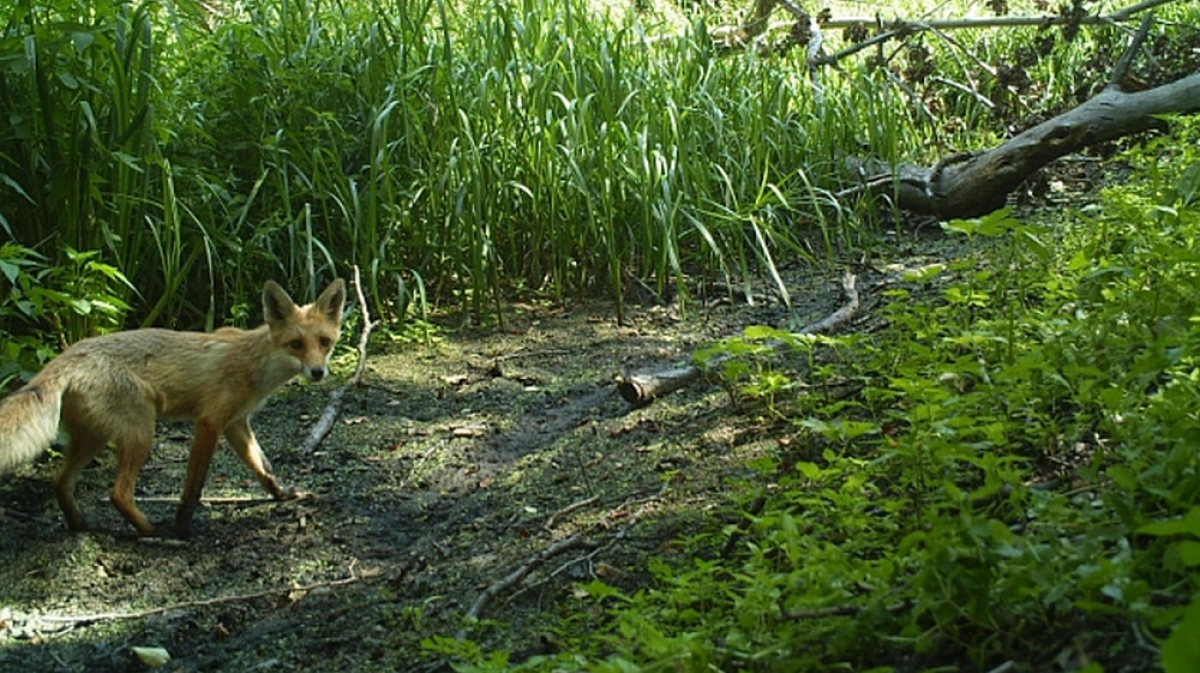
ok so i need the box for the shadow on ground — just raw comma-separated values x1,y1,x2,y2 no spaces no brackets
0,259,898,672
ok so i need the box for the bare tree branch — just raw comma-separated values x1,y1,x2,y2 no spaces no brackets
710,0,1184,61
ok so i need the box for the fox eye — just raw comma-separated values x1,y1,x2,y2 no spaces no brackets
288,338,303,350
319,337,332,348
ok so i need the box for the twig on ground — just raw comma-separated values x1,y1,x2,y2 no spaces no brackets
458,484,669,638
130,494,314,505
300,265,377,454
456,533,595,639
398,443,440,491
38,568,378,628
0,507,48,524
543,495,599,531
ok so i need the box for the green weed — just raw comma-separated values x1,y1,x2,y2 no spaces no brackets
456,116,1200,672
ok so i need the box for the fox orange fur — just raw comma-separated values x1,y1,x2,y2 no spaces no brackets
0,279,345,538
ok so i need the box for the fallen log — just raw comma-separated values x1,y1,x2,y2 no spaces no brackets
714,6,1200,220
618,271,858,406
844,65,1200,219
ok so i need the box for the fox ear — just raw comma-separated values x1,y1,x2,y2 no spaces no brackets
316,278,346,324
262,280,298,324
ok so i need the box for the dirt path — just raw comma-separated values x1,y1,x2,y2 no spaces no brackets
0,258,912,672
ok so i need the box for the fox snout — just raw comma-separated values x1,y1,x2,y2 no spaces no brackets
304,365,328,382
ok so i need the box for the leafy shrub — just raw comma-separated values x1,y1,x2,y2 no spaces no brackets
442,117,1200,672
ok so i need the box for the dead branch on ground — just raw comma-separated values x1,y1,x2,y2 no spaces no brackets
457,487,667,639
544,495,600,531
618,271,859,406
29,567,378,630
456,533,595,639
842,18,1200,219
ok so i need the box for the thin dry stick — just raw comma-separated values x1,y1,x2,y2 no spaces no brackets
300,265,376,453
349,264,375,384
543,495,600,531
455,533,594,639
39,570,378,627
132,495,303,505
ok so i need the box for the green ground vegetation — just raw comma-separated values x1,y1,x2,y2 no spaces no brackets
3,0,1200,669
455,120,1200,671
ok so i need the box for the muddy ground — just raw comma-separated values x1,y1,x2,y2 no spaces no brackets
0,232,965,672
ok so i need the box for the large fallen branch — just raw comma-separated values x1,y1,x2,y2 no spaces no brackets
710,4,1200,220
618,271,858,406
843,20,1200,219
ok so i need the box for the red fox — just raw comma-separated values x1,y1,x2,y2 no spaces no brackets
0,279,345,538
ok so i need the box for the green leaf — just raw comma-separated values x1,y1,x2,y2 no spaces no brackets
1020,228,1050,260
1162,598,1200,673
743,324,786,341
1186,506,1200,538
0,259,18,284
1137,519,1190,537
1176,540,1200,567
1175,163,1200,206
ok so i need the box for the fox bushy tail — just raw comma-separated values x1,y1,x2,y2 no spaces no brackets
0,373,65,474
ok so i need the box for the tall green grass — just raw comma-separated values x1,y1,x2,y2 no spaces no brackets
2,0,1191,339
1,0,163,328
2,0,919,334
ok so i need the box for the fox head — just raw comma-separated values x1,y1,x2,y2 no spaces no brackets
263,279,346,382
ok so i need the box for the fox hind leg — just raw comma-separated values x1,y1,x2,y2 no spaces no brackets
110,427,157,537
53,428,108,532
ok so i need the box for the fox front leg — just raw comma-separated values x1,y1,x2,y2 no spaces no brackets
174,418,223,538
224,417,300,501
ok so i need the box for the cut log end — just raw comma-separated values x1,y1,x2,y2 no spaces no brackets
619,366,704,406
617,378,647,405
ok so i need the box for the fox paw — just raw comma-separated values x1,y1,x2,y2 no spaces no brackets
274,484,302,501
170,519,194,540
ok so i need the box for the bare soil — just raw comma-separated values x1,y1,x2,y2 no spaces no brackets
0,235,964,673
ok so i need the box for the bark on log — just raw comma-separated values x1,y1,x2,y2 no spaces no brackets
845,69,1200,219
618,272,858,406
